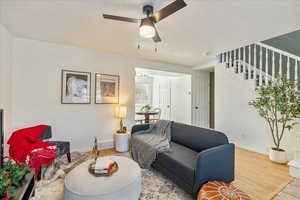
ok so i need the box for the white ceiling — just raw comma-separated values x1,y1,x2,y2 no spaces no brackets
1,0,300,67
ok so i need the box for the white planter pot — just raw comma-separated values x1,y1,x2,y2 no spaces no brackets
269,148,287,164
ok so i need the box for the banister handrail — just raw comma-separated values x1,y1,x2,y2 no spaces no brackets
256,42,300,61
219,42,299,88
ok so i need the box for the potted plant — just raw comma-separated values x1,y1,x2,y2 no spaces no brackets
140,104,152,112
249,76,300,163
0,159,28,199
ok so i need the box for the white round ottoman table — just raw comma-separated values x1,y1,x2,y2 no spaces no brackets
64,156,141,200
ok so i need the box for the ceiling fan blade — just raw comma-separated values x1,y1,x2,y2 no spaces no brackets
153,26,162,43
150,0,187,23
103,14,140,23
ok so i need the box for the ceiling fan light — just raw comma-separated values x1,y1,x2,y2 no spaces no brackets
139,25,155,38
139,19,155,38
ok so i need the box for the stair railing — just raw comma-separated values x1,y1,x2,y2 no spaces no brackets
219,42,300,88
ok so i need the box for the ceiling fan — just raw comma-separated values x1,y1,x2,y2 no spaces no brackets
103,0,187,43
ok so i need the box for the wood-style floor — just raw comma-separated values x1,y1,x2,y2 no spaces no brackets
233,148,293,200
98,147,293,200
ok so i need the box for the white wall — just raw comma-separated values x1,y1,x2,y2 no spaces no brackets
215,64,300,158
11,37,193,152
0,24,12,145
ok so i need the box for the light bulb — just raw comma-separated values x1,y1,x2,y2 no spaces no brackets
139,25,155,38
139,18,156,38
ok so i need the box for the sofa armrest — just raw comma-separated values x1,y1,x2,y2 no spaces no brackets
131,124,150,135
193,143,235,194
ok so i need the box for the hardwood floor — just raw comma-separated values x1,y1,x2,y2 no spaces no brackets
97,147,293,200
233,148,293,200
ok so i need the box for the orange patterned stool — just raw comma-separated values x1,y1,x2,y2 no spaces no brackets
198,181,251,200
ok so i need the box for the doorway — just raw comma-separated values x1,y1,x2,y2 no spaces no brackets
135,68,192,124
209,72,215,129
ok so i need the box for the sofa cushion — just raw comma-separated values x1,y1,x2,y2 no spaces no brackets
171,122,228,152
154,142,198,186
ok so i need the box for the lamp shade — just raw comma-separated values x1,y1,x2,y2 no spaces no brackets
116,106,127,119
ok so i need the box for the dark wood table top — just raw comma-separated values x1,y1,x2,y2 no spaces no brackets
136,111,159,115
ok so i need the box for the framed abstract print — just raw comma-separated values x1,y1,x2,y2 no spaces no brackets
61,70,91,104
95,73,120,104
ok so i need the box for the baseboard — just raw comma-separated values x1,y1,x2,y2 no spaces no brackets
99,139,114,150
234,143,268,155
71,139,115,153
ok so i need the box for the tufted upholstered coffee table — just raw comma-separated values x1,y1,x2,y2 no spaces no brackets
64,156,141,200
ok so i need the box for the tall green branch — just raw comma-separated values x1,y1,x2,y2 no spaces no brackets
249,76,300,151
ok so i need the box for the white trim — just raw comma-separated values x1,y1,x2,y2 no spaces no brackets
256,42,300,61
99,139,114,150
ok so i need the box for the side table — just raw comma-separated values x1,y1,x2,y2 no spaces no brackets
115,132,129,152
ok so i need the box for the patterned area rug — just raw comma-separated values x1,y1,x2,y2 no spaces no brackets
31,152,193,200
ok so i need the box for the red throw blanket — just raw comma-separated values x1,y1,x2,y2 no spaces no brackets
7,125,57,176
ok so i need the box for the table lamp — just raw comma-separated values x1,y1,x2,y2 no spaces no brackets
116,106,127,133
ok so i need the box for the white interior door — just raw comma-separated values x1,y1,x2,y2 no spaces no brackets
192,71,210,128
170,75,192,124
153,77,171,120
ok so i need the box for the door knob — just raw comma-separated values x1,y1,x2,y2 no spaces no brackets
195,106,199,109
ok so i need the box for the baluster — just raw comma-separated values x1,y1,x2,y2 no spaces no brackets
272,51,275,81
240,47,243,73
287,57,290,80
249,45,252,79
237,48,240,72
227,51,230,68
229,51,232,68
279,54,282,76
254,44,257,85
266,49,269,84
233,49,235,69
242,47,245,75
228,51,231,68
221,53,223,63
259,45,263,86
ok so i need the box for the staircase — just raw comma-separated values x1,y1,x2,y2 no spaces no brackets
219,42,300,88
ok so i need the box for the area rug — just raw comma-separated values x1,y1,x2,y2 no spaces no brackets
30,152,193,200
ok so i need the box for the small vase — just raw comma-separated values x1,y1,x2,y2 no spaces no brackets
269,148,287,164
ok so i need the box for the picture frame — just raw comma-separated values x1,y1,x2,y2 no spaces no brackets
61,70,91,104
95,73,120,104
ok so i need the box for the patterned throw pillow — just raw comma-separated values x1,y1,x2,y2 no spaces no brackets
198,181,251,200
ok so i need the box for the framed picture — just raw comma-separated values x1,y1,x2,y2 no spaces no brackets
61,70,91,104
95,73,120,104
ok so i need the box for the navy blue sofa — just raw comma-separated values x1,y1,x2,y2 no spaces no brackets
131,122,235,196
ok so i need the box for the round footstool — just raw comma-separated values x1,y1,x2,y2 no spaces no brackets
198,181,251,200
64,156,141,200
